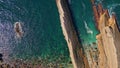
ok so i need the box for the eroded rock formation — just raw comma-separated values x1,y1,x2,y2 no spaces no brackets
91,0,120,68
56,0,120,68
56,0,89,68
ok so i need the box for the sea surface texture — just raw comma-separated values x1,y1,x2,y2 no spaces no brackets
0,0,120,66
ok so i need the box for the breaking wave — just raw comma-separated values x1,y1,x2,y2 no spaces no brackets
96,0,103,3
107,4,120,16
84,21,93,34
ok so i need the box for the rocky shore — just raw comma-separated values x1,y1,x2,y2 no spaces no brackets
56,0,120,68
90,0,120,68
0,57,73,68
1,0,120,68
56,0,89,68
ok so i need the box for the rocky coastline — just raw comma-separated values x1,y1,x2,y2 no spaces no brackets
56,0,89,68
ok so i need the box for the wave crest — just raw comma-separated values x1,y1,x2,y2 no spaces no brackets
84,21,93,34
107,4,120,16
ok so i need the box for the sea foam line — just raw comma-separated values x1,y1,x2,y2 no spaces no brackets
84,21,93,34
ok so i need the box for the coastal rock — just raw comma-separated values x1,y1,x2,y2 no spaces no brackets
56,0,89,68
91,0,120,68
14,22,24,39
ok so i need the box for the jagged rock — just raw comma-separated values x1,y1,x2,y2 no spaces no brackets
56,0,89,68
91,0,120,68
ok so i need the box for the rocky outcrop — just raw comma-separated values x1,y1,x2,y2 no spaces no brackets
56,0,89,68
56,0,120,68
91,0,120,68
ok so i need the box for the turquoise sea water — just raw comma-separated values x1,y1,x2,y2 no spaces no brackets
0,0,120,65
69,0,98,45
0,0,69,64
69,0,120,45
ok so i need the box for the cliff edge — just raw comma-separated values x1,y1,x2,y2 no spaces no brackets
56,0,89,68
91,0,120,68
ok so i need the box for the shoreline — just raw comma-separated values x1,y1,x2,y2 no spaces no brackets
56,0,89,68
90,0,120,67
56,1,77,67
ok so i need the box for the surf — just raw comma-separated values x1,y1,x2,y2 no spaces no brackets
84,21,93,34
107,3,120,16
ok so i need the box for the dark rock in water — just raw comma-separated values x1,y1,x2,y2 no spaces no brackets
0,53,3,62
0,54,3,57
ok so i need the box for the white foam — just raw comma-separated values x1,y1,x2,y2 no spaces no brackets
107,4,120,17
95,0,103,4
84,21,93,34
